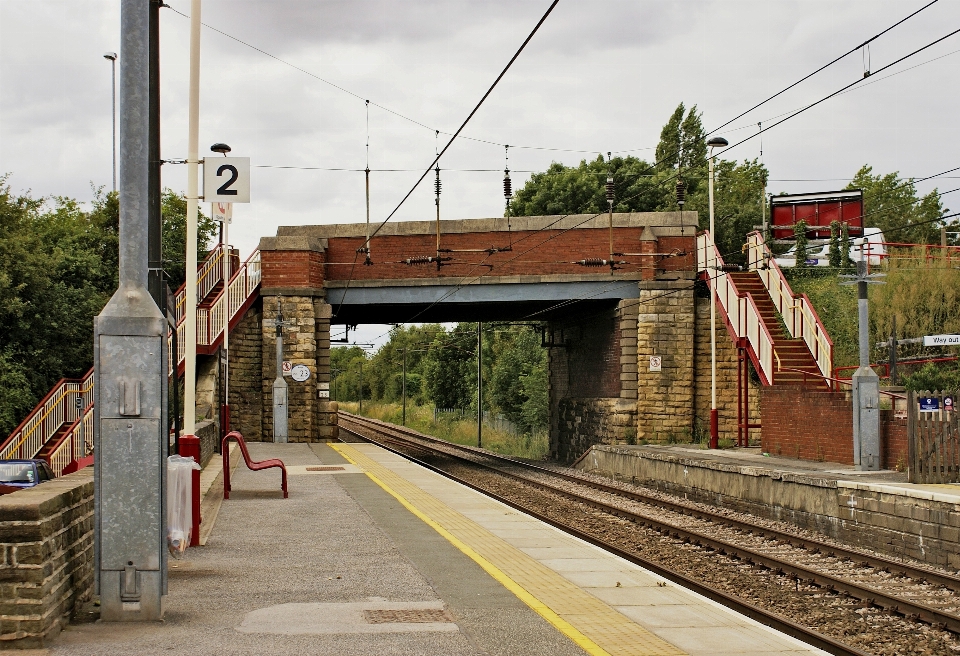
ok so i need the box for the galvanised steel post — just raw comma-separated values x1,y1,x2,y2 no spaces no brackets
94,0,168,621
272,296,288,442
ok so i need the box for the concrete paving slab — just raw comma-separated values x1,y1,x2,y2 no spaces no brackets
236,600,459,635
615,604,733,628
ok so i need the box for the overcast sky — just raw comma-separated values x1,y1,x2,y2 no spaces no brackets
2,0,959,346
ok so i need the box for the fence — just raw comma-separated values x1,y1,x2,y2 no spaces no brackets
907,390,960,483
433,408,526,437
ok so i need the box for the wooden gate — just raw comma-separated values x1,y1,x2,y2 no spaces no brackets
907,390,960,483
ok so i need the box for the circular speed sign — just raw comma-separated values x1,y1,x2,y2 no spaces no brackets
290,364,311,382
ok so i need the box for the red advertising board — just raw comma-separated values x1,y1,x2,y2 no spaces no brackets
770,189,863,239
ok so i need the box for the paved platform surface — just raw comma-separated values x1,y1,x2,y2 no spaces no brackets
47,442,827,655
623,444,960,503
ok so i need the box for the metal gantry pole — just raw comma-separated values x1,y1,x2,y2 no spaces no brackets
182,0,202,438
842,261,883,470
477,322,482,448
272,296,288,442
402,347,407,426
708,152,719,449
94,0,167,621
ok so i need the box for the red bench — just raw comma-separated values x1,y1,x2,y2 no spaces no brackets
222,431,288,499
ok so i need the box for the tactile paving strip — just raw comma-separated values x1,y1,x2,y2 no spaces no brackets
332,443,685,656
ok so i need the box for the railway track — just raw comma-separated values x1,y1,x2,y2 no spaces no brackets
339,412,960,656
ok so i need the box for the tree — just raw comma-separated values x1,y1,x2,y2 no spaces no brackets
161,189,217,290
508,103,710,218
847,165,951,244
489,328,546,433
0,183,119,435
422,324,477,409
0,181,217,437
702,158,768,265
655,103,707,178
508,156,667,217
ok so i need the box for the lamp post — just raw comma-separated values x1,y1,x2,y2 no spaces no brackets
706,136,728,449
103,52,117,193
210,143,231,435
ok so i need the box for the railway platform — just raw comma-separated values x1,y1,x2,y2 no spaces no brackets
579,443,960,571
48,441,825,656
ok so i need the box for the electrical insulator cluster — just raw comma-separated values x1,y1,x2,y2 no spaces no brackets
675,178,686,208
434,165,442,202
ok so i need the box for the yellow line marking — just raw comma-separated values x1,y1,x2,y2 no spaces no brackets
332,443,685,656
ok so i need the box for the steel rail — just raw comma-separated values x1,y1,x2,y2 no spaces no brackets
341,413,960,635
342,412,960,592
339,421,872,656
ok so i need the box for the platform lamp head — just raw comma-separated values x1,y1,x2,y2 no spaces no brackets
706,136,729,151
210,142,232,156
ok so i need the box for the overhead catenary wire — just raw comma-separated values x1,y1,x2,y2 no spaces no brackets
366,0,560,245
707,0,940,135
717,24,960,159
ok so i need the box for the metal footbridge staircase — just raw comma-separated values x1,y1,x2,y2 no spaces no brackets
697,231,834,444
0,245,261,475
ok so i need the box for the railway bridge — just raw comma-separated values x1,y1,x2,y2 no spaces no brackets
236,211,705,458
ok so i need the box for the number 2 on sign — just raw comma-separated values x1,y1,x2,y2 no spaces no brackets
216,165,239,196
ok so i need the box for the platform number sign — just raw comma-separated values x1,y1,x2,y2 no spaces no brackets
204,157,250,203
75,396,83,410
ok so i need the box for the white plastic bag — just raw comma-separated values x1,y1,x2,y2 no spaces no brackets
167,455,201,558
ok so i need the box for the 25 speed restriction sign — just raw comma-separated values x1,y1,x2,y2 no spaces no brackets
290,364,311,382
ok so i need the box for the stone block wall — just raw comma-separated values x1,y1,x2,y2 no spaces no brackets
228,300,263,441
693,297,760,443
261,295,335,442
556,398,637,463
636,281,696,442
0,469,94,649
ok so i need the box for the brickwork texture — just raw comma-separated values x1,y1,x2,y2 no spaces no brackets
761,384,908,469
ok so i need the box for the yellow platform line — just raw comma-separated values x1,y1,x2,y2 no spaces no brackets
331,443,685,656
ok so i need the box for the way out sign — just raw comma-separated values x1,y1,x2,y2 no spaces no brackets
204,157,250,203
923,334,960,346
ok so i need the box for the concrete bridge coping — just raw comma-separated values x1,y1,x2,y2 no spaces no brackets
268,212,694,243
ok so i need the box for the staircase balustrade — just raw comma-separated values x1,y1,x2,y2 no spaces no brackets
0,370,93,462
48,406,94,477
697,232,776,385
746,232,833,379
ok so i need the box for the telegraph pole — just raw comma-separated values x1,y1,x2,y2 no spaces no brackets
402,347,407,426
94,0,167,621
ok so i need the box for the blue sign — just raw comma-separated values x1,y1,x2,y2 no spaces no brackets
919,397,940,412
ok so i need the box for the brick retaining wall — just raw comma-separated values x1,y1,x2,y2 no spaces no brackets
761,384,908,469
0,469,94,649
